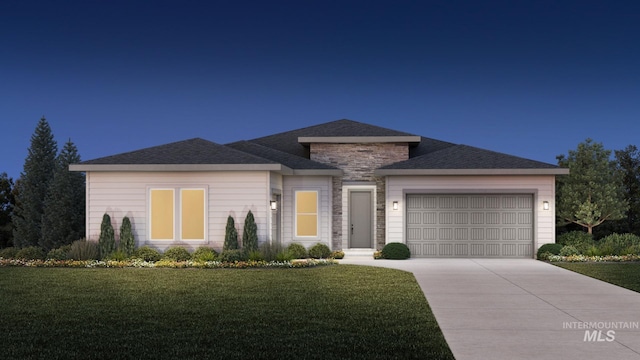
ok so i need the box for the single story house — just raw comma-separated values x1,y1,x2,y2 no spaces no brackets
70,119,568,258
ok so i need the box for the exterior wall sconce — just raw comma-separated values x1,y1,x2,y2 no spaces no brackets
543,201,549,210
270,200,278,211
393,201,399,210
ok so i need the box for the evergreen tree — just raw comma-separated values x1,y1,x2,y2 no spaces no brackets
223,215,238,250
119,216,135,256
98,213,115,258
242,210,258,252
0,173,15,248
614,145,640,235
41,140,85,250
12,117,58,248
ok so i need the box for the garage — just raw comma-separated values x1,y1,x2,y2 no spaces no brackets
406,194,533,258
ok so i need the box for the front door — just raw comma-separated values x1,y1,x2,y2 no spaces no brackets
349,191,372,248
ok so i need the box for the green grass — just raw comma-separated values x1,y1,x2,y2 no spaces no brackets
0,265,453,360
554,262,640,293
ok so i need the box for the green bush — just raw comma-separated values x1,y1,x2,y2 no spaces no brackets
0,247,18,259
584,246,601,257
242,210,258,252
247,250,264,261
536,243,563,259
286,243,307,259
104,250,129,261
559,245,579,256
623,244,640,255
381,242,411,260
47,245,72,260
537,251,554,261
98,213,115,259
119,216,135,256
259,242,284,262
330,250,345,259
224,215,238,250
192,247,217,262
275,251,294,262
15,246,46,260
69,239,100,260
218,249,248,262
308,243,331,259
557,231,594,254
133,246,162,262
598,233,640,256
162,246,191,261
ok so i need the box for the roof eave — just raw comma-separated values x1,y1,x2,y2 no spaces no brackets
291,169,343,176
374,168,570,176
70,164,287,172
298,136,421,144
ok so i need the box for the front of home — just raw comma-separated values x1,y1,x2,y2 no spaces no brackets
70,119,568,258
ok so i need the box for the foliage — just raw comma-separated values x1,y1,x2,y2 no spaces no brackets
192,247,217,262
275,250,294,262
597,233,640,256
381,242,411,259
41,140,85,251
12,117,58,248
47,245,71,260
308,243,331,259
133,246,162,262
69,239,100,260
259,242,285,262
223,215,238,250
556,139,628,234
119,216,135,256
162,246,191,261
330,250,345,259
247,250,264,261
218,249,248,262
0,247,18,259
559,245,579,256
556,231,594,254
242,210,258,252
104,250,129,261
98,213,115,259
15,246,45,260
0,172,15,248
536,243,563,259
614,145,640,234
286,243,308,259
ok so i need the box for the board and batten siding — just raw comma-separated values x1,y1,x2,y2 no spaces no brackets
282,176,332,249
85,171,271,252
385,175,557,251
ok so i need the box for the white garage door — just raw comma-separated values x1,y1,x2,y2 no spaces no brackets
406,194,533,258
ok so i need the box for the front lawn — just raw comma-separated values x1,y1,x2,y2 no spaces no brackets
554,262,640,293
0,265,453,360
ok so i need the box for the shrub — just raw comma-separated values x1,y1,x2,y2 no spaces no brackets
537,251,554,261
622,244,640,255
330,250,345,259
119,216,135,256
247,250,264,261
557,231,594,254
259,242,284,262
584,246,601,257
224,215,238,250
286,243,307,259
381,242,411,260
69,239,100,260
559,245,579,256
105,250,129,261
98,213,115,259
0,247,18,259
275,251,293,262
47,245,72,260
133,246,162,262
192,247,218,262
536,243,563,259
308,243,331,259
242,210,258,252
218,249,248,262
162,246,191,261
15,246,46,260
598,233,640,256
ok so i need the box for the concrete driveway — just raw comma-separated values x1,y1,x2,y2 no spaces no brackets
339,258,640,360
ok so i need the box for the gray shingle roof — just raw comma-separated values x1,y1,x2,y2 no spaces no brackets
226,141,338,170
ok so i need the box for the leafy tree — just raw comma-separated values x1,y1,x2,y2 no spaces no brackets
119,216,135,256
0,173,15,248
556,139,628,234
614,145,640,234
242,210,258,252
223,215,238,250
41,140,85,250
12,117,58,248
98,213,115,258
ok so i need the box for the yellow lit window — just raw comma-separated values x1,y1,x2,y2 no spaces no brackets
296,191,318,237
150,189,174,240
181,189,205,240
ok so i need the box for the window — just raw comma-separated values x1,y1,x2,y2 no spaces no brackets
149,187,206,241
295,190,318,237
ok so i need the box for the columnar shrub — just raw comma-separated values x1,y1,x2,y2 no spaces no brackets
98,213,115,259
224,215,238,250
69,239,100,260
308,243,331,259
242,210,258,252
286,243,307,259
381,242,411,260
162,246,191,261
133,246,162,262
119,216,135,256
192,247,217,262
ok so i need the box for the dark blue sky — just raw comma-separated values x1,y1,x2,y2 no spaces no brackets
2,0,640,179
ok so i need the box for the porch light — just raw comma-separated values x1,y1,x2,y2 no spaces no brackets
543,201,549,210
270,200,278,211
392,201,399,210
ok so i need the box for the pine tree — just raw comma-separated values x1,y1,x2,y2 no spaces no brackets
242,210,258,252
119,216,135,256
0,173,15,248
98,213,115,258
223,215,238,250
41,140,85,250
12,117,58,248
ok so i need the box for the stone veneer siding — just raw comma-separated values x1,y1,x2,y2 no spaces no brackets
310,143,409,249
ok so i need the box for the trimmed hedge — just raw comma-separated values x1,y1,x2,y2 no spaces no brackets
381,243,410,260
162,246,191,261
133,246,162,262
286,243,307,259
536,243,563,259
308,243,331,259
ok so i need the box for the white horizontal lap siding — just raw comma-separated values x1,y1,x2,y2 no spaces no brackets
282,176,332,249
86,171,270,251
386,176,556,249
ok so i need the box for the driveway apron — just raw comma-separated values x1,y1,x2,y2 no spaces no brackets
339,258,640,360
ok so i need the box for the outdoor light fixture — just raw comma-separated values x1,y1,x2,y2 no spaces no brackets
543,201,549,210
270,200,278,211
393,201,399,210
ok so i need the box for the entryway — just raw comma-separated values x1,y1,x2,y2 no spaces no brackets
349,190,373,248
